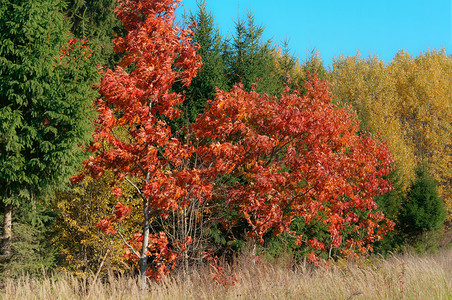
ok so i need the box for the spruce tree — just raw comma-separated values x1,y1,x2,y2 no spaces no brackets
398,166,446,237
276,40,300,86
302,48,328,80
0,0,99,256
65,0,123,68
173,0,228,131
226,11,280,95
66,0,118,39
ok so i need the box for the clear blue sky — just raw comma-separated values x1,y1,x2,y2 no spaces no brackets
176,0,452,68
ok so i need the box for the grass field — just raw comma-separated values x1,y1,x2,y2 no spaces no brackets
1,249,451,299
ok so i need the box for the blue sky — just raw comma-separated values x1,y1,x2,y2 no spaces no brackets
176,0,452,68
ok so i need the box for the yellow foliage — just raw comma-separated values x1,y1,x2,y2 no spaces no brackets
331,54,417,191
52,172,142,275
389,49,452,220
331,50,452,220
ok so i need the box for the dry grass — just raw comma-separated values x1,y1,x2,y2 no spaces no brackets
1,249,451,299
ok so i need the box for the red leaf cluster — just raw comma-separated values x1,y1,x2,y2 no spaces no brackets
122,232,190,282
60,37,93,59
76,0,205,281
192,74,394,258
95,202,131,235
95,219,117,235
203,250,237,286
79,0,395,279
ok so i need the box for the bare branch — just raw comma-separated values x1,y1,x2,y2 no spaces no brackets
117,230,141,259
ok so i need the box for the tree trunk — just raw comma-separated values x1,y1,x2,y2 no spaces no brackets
2,204,12,256
139,196,151,289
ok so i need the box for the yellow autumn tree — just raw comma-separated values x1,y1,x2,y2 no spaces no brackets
272,47,329,92
331,54,417,191
389,50,452,219
331,49,452,220
52,172,142,276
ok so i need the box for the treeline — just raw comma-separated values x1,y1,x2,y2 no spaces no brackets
0,0,449,282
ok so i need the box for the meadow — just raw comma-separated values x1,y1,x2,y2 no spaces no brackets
1,248,450,300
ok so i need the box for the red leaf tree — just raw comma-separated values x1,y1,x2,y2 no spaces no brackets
73,0,203,285
76,0,395,284
192,76,395,263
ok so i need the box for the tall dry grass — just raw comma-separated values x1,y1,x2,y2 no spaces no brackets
1,248,451,299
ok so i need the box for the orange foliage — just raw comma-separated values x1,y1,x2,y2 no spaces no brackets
75,0,395,280
73,0,203,282
193,75,395,261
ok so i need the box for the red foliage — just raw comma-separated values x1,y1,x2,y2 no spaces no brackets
74,0,203,282
192,75,395,260
60,37,93,59
113,201,131,221
122,232,183,283
95,202,131,234
203,250,237,286
112,187,123,199
77,0,395,281
95,219,117,235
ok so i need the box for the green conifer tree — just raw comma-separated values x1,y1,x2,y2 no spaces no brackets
65,0,123,68
302,48,328,80
0,0,99,257
398,166,446,237
173,0,228,131
226,11,280,95
275,40,303,88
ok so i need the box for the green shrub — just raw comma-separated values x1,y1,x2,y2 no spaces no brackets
399,166,446,236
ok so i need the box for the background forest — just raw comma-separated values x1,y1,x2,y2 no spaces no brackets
0,0,450,289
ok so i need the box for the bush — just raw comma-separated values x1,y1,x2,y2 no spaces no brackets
0,207,57,279
398,166,446,245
